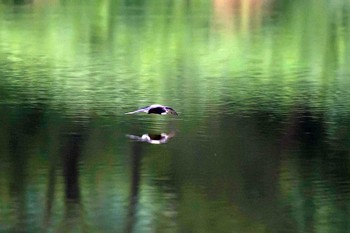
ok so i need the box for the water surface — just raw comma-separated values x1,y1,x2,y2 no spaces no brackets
1,0,350,232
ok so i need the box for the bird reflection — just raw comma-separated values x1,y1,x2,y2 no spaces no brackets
125,104,178,115
126,132,175,144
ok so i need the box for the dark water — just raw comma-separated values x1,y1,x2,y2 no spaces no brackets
1,0,350,232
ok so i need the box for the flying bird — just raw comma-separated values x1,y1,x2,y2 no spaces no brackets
125,104,178,115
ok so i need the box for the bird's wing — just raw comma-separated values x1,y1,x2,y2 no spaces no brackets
125,106,150,114
126,134,140,140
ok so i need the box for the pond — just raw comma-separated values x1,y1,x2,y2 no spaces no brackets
1,0,350,232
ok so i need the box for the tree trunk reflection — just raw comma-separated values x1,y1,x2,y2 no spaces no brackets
125,142,143,233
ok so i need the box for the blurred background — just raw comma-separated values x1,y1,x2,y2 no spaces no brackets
1,0,350,232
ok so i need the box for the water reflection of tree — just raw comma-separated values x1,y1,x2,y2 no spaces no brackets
280,107,350,232
7,104,45,232
172,106,350,232
44,120,90,232
125,142,143,233
62,123,90,232
63,132,84,200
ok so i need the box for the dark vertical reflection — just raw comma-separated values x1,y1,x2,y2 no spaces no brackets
8,104,45,232
43,159,56,229
125,142,143,233
43,116,61,230
279,106,344,232
281,106,325,152
60,121,89,232
8,131,27,233
63,132,84,201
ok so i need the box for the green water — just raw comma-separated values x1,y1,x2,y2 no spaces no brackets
1,0,350,232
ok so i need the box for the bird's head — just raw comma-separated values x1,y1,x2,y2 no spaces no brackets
165,107,178,115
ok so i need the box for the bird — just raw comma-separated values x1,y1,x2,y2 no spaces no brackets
125,104,178,115
126,132,175,144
